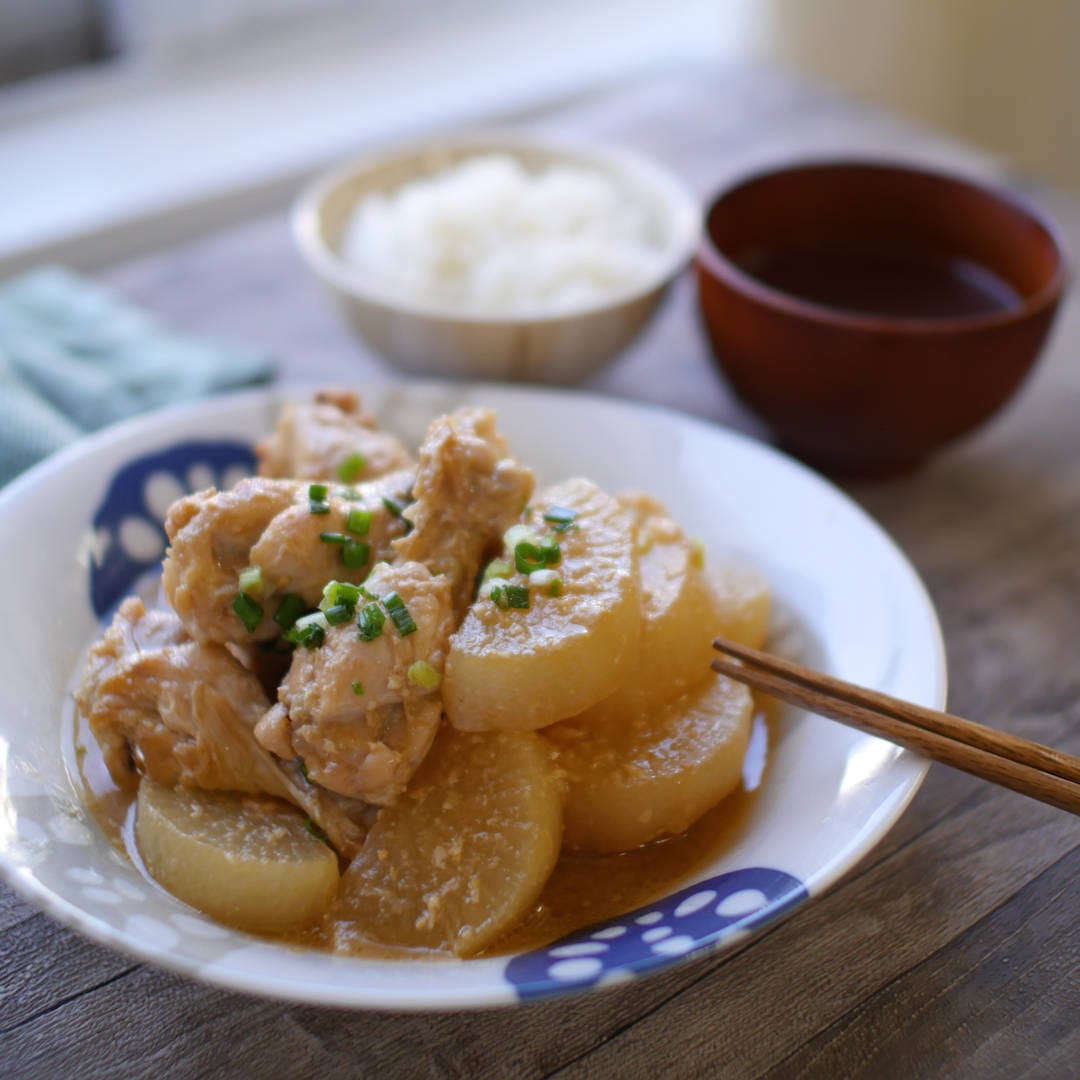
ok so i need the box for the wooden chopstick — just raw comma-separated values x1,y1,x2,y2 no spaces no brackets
714,636,1080,785
712,637,1080,816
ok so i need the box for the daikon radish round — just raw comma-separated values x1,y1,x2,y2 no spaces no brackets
547,673,753,854
575,493,713,727
135,780,339,933
708,557,771,650
444,478,639,731
333,726,562,956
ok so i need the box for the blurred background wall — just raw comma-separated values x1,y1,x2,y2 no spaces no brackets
3,0,1076,191
0,0,103,84
1,0,1077,275
747,0,1080,193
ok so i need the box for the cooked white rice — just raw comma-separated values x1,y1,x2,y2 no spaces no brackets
340,154,667,314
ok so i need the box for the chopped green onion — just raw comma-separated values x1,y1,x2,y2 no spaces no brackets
357,602,386,641
237,565,264,596
539,538,561,565
407,660,441,689
506,585,531,609
523,571,563,598
505,584,531,610
346,508,372,536
309,499,330,515
480,576,509,599
382,591,417,636
491,583,530,610
351,680,364,696
286,622,325,649
387,499,415,534
324,603,353,627
503,523,538,551
483,558,512,582
231,593,263,633
543,505,578,532
285,611,328,649
273,593,307,630
514,541,547,575
320,580,362,612
298,759,311,783
342,539,371,568
337,452,366,484
308,483,329,501
303,817,330,844
319,531,348,545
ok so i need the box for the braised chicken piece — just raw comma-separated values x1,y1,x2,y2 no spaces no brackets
247,470,412,603
256,408,533,804
162,470,413,645
76,598,270,793
257,562,454,805
75,598,368,857
162,477,295,644
227,640,293,701
395,408,534,617
256,388,413,482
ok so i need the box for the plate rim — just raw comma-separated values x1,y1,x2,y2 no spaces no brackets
0,381,945,1010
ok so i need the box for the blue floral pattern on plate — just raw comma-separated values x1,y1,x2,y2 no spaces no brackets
89,440,255,617
504,867,807,1000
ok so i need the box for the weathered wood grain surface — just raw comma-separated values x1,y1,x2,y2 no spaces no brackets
3,64,1078,1078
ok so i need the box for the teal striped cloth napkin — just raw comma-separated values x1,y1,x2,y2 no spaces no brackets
0,267,275,487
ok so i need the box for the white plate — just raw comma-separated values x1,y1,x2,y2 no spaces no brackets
0,383,945,1009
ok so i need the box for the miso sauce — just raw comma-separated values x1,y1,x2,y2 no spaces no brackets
739,248,1021,320
489,702,773,956
70,700,776,960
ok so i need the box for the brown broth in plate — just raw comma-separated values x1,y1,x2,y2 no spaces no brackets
70,697,774,960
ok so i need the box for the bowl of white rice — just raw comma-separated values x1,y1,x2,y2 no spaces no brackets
292,133,701,383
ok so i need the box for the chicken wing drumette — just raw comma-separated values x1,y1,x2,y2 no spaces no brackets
256,561,454,806
394,408,535,617
256,388,413,482
75,598,369,856
257,408,534,805
162,470,414,645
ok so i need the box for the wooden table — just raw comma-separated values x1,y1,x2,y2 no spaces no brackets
3,64,1078,1078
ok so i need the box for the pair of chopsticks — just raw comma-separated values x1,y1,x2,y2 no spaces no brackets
711,637,1080,816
